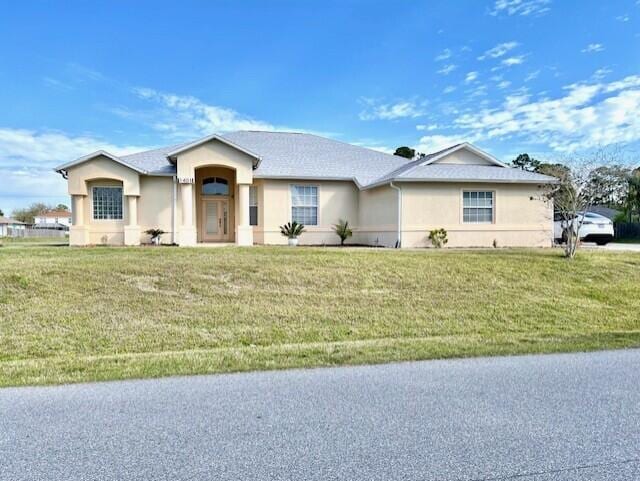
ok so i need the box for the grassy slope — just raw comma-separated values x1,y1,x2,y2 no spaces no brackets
1,246,639,387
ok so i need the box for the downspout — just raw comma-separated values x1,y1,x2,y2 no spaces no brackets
390,182,402,248
172,175,177,245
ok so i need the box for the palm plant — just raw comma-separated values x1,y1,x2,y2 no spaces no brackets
333,219,353,246
279,221,305,239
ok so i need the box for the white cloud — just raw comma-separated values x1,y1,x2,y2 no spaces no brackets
478,41,519,60
490,0,551,16
416,124,439,131
358,99,426,121
465,71,479,83
414,133,481,154
616,14,630,22
525,70,540,82
434,49,452,61
133,88,276,137
497,80,512,89
437,64,457,75
448,74,640,152
0,128,151,210
582,43,604,53
443,85,457,94
502,56,525,66
592,67,612,80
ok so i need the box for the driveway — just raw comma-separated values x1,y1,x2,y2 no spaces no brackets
584,242,640,252
2,350,639,480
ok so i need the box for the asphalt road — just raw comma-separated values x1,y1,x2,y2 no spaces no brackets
2,350,640,480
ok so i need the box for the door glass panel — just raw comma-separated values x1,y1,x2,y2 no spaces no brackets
206,202,218,234
223,202,228,235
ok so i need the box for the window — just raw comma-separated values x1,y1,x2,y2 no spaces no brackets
249,186,258,226
92,186,123,220
463,191,493,223
202,177,229,195
291,185,318,225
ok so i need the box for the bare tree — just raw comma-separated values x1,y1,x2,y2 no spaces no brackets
546,147,624,259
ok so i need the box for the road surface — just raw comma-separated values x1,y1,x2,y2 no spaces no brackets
2,350,639,480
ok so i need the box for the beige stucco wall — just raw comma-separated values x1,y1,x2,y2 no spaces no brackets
139,176,178,244
176,141,254,184
399,182,553,248
66,155,140,196
354,185,398,247
255,179,359,245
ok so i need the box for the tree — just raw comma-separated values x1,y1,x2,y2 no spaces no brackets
55,203,69,211
11,202,49,224
544,148,622,259
584,165,631,208
0,208,3,217
394,146,416,159
512,153,541,172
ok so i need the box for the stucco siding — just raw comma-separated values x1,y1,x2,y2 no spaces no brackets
431,149,495,166
139,176,178,244
355,185,398,247
258,179,359,245
400,182,553,248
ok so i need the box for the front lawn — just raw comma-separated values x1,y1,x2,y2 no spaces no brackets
1,246,639,387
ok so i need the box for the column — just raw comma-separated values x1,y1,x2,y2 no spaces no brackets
179,182,197,246
69,194,89,246
124,195,140,246
236,183,253,246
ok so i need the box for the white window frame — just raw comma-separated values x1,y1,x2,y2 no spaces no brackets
290,184,319,226
91,185,124,221
461,190,495,224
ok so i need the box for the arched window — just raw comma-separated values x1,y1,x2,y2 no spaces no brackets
202,177,229,196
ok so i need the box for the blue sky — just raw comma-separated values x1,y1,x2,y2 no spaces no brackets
1,0,639,213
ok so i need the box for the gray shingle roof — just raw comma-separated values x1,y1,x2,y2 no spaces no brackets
83,131,558,187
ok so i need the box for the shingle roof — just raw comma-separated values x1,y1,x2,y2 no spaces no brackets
0,216,25,225
67,131,558,187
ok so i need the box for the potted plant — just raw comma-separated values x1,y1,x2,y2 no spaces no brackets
145,228,165,245
280,221,305,246
333,219,353,246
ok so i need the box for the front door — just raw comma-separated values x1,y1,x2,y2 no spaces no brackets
201,199,229,242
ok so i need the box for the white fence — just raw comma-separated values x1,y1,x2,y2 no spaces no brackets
6,227,68,238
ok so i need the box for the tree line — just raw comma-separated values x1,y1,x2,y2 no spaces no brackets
1,203,70,224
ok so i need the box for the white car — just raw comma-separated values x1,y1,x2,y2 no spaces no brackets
554,212,614,246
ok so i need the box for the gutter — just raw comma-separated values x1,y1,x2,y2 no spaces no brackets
389,182,402,248
172,175,178,245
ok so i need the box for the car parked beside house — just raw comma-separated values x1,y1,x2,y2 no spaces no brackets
553,212,615,245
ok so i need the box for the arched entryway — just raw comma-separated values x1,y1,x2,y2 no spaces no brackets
195,166,236,243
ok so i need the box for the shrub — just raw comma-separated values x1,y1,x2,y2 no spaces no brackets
428,228,448,248
333,219,353,246
145,228,165,244
279,222,305,239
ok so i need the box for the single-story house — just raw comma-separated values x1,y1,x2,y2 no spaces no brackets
34,210,72,229
0,216,26,237
54,131,557,248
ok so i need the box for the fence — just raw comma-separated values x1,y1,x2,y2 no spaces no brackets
614,222,640,240
6,227,68,238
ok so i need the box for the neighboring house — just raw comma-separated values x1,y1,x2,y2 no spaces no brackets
54,131,557,247
34,210,72,229
0,216,26,236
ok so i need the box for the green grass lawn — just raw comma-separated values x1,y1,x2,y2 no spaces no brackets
1,245,639,387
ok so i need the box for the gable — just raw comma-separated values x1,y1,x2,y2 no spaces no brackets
65,154,141,196
430,148,496,166
421,143,507,168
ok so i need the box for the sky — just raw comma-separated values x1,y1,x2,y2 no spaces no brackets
1,0,640,214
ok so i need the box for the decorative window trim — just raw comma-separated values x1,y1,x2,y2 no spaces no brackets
290,184,319,226
461,190,495,224
92,185,124,221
